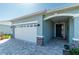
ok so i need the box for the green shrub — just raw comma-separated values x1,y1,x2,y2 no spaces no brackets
70,48,79,55
3,34,12,39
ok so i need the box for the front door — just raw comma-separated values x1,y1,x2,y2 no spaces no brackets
56,23,65,38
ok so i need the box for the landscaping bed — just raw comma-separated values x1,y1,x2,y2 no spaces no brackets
70,48,79,55
0,34,11,40
63,44,79,55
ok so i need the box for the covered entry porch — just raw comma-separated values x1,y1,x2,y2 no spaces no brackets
43,14,74,45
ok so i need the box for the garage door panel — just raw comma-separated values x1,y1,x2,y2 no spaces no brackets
15,26,37,43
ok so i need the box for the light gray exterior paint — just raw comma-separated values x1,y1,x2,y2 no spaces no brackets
69,17,74,43
37,15,43,36
43,20,54,44
74,17,79,39
12,15,41,24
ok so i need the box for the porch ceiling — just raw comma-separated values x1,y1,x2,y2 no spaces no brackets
44,14,74,22
50,16,71,22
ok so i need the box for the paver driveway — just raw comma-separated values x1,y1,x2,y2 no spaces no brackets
0,39,67,55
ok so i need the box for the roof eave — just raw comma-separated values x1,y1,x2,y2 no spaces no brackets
10,10,47,22
46,4,79,14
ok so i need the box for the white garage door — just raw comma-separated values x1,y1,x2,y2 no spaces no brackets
15,23,37,43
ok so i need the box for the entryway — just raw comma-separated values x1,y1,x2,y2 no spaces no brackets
43,15,74,44
55,23,65,39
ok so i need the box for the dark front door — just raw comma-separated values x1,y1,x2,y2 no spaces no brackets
56,24,63,38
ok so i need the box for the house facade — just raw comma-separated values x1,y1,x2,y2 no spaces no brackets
10,5,79,46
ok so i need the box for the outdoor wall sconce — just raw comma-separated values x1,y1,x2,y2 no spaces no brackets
11,25,16,28
11,26,13,28
37,24,40,26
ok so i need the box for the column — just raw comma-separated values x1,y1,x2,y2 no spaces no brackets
11,25,15,39
37,15,44,45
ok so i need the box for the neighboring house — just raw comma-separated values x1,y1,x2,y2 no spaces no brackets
0,21,12,35
5,4,79,46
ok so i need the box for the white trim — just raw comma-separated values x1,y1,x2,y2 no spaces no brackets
37,36,44,38
54,22,65,38
44,13,79,20
73,38,79,41
13,21,37,25
0,22,12,26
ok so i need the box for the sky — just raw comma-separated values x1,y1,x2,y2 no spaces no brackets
0,3,75,21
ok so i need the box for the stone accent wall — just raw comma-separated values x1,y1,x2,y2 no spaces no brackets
37,36,44,46
70,40,79,48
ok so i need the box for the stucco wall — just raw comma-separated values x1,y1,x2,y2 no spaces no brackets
12,15,40,24
74,17,79,39
43,20,54,44
69,17,74,43
37,15,43,36
70,17,79,48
